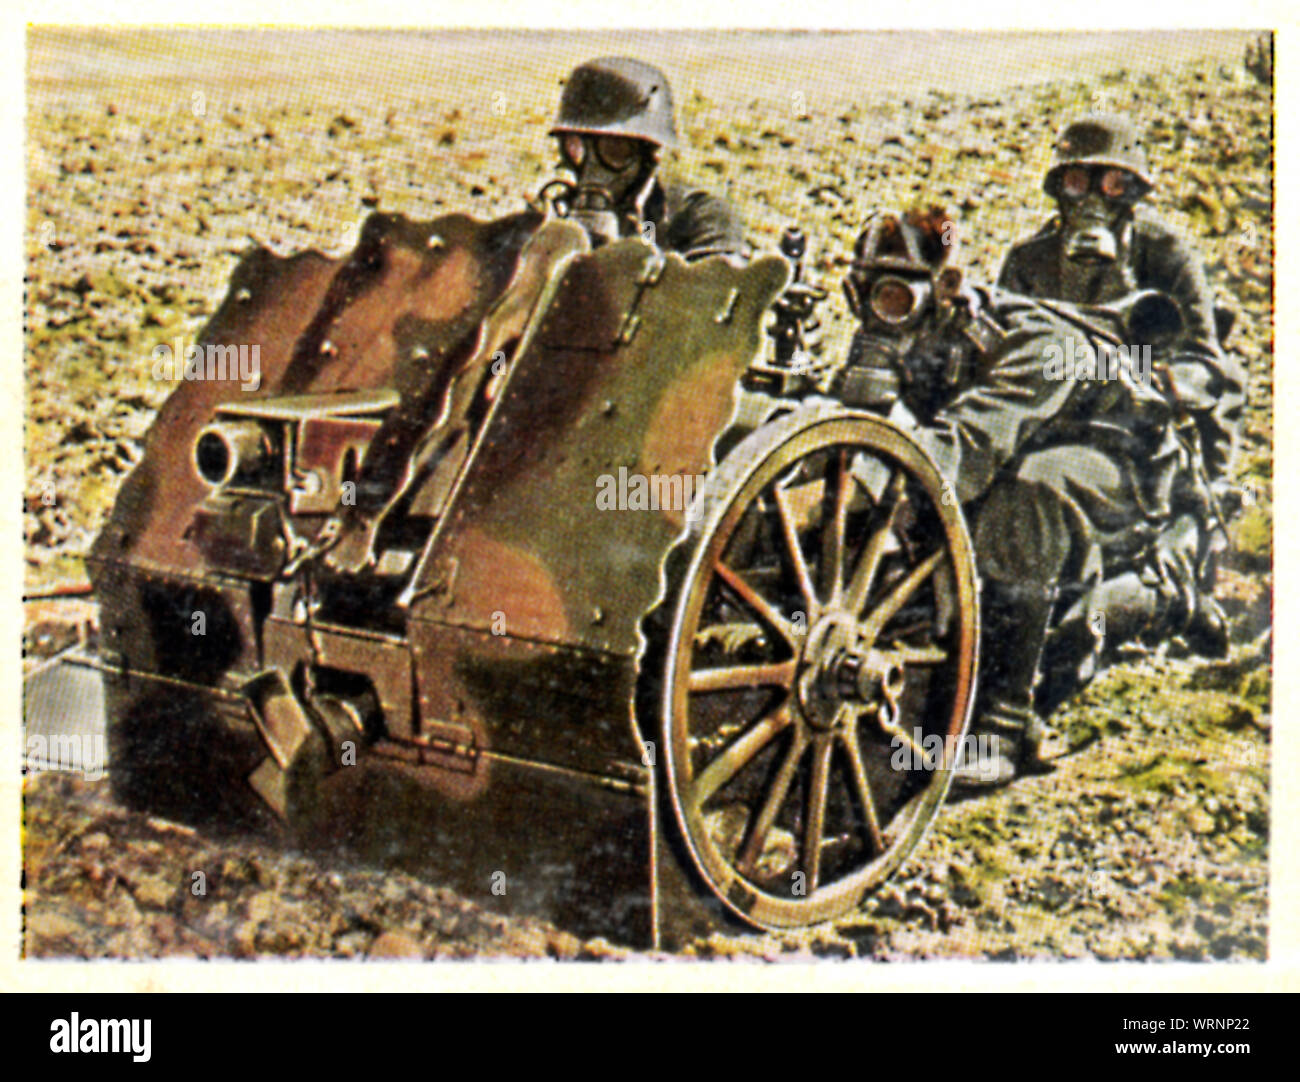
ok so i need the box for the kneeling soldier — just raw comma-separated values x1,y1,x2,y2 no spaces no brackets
837,207,1184,788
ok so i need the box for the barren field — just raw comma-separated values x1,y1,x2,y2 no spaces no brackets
23,28,1272,960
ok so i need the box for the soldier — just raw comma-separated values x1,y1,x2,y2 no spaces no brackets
317,57,746,575
546,56,747,259
998,114,1246,664
838,207,1186,789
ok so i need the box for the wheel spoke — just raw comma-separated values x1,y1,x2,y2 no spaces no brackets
693,621,765,653
772,483,818,617
883,642,947,665
802,734,833,892
860,550,944,644
820,449,853,605
736,727,808,877
689,659,797,694
844,473,907,617
713,560,796,647
876,707,935,767
841,725,885,855
693,708,793,807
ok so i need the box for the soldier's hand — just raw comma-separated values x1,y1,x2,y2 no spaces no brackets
1151,514,1200,618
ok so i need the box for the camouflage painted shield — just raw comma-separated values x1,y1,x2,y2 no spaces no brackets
408,239,790,655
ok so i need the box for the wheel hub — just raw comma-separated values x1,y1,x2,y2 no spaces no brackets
796,613,904,731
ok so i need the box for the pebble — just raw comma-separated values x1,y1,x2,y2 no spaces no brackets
27,909,81,941
130,874,179,910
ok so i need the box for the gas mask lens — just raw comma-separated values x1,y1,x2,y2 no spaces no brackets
559,133,586,169
1059,165,1141,203
557,133,643,173
869,275,929,327
1098,167,1138,201
594,135,638,170
1060,166,1091,199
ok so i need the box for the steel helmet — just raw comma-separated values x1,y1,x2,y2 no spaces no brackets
850,206,953,275
843,207,957,326
1044,114,1154,197
550,57,678,149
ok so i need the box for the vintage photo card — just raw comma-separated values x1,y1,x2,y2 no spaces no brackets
15,15,1281,976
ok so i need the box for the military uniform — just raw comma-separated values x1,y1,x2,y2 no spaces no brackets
643,177,748,260
838,208,1191,787
895,285,1180,783
999,205,1245,483
992,114,1246,695
998,113,1245,487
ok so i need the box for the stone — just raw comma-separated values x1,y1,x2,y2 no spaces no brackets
130,874,178,909
367,931,424,959
27,908,81,942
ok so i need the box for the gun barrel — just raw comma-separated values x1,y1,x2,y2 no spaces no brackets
193,420,272,488
1121,290,1184,345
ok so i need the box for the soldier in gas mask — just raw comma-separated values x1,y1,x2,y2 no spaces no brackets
545,56,746,259
836,207,1186,789
998,114,1246,664
310,57,747,576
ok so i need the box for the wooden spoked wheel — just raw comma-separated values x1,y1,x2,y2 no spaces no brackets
659,408,978,930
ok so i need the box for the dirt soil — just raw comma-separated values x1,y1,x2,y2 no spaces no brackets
23,28,1272,960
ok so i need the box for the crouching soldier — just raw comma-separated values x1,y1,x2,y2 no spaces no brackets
998,114,1246,659
836,207,1185,789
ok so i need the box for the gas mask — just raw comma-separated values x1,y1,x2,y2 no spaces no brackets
1054,165,1144,264
843,262,973,423
555,132,657,247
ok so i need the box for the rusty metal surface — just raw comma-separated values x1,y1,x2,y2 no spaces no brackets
187,495,288,580
261,615,415,739
243,669,317,772
362,218,591,557
406,621,646,790
89,209,542,582
94,565,262,684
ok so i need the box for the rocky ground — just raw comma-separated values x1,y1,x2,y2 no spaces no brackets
23,29,1272,960
23,634,1270,961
